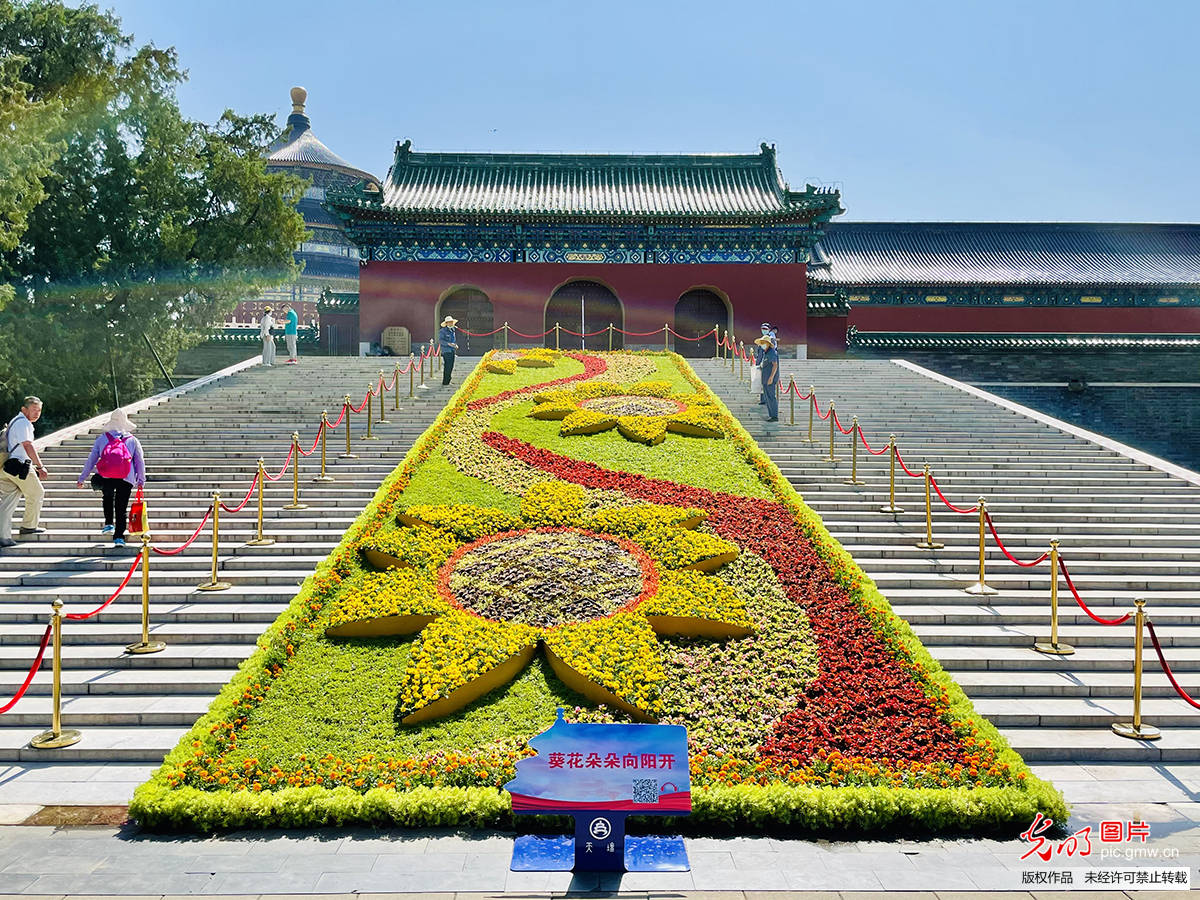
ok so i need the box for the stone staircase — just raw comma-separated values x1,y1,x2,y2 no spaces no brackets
0,357,460,804
693,357,1200,763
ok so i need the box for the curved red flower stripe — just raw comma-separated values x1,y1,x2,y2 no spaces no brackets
480,430,968,765
466,353,608,410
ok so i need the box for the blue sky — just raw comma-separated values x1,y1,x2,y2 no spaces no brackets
100,0,1197,222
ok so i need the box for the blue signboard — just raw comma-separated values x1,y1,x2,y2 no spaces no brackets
505,709,690,872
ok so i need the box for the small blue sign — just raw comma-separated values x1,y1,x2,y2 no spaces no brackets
506,709,690,872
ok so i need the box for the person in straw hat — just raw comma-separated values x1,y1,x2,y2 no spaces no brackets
76,409,146,547
754,335,780,422
438,314,459,386
258,306,277,367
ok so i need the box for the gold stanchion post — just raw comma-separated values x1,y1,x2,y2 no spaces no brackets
1034,539,1073,655
788,377,796,425
730,336,736,372
409,355,415,398
378,371,390,423
392,363,401,411
284,432,308,510
825,402,839,463
964,498,998,595
879,435,904,514
803,388,816,442
608,322,613,352
844,417,865,485
340,396,357,459
126,536,165,654
715,323,720,359
915,465,944,550
419,347,427,388
30,599,82,749
246,460,273,546
503,322,509,351
314,412,334,482
363,384,378,440
738,342,745,381
1112,598,1160,740
663,323,669,352
197,492,231,591
555,322,561,351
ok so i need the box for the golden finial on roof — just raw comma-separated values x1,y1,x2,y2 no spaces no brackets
290,86,307,115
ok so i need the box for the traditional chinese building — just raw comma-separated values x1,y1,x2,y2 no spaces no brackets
808,222,1200,354
324,142,843,356
232,87,377,351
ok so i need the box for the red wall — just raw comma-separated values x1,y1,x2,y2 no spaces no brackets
849,306,1200,334
358,261,807,347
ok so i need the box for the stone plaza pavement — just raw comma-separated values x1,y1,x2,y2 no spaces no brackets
1,763,1199,896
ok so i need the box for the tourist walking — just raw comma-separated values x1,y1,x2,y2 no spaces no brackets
756,336,780,422
282,303,299,364
439,315,459,386
755,323,772,403
1,396,49,541
76,409,146,548
259,307,277,366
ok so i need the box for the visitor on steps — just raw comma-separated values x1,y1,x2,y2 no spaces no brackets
76,409,146,548
756,336,780,422
439,315,459,386
258,306,277,367
754,323,772,404
0,396,49,543
282,303,299,363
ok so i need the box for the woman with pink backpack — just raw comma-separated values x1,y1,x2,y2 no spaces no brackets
76,409,146,547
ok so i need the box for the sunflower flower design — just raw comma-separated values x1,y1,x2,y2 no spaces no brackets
528,380,723,444
328,483,750,724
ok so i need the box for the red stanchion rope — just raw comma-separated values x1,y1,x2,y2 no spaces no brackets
814,399,832,421
508,326,553,339
150,507,212,556
559,326,611,337
666,326,718,341
220,472,260,513
983,512,1050,567
0,623,51,715
348,394,370,413
459,326,506,337
297,424,322,457
65,549,142,621
1058,556,1131,625
857,427,891,456
616,326,670,337
328,404,347,428
929,475,979,514
830,406,855,435
1146,621,1200,710
263,445,294,482
893,446,923,478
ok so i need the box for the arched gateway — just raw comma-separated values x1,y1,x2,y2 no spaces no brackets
674,289,729,358
438,288,495,353
544,281,624,351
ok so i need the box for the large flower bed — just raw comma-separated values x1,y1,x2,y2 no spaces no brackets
132,350,1064,834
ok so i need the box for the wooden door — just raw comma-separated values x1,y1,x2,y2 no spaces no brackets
674,289,727,358
544,281,623,350
440,288,494,353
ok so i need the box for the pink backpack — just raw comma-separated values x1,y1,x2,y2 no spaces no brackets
96,433,132,479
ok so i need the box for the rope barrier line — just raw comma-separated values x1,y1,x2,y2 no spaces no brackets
150,508,212,557
458,325,506,337
0,624,51,715
1059,557,1132,625
263,445,294,482
666,326,718,341
929,475,979,514
64,549,142,621
615,326,669,337
984,512,1050,567
220,472,260,512
297,423,322,456
348,394,370,414
858,427,890,456
328,405,347,428
814,399,832,421
560,326,611,337
1146,621,1200,710
893,447,923,478
508,326,553,339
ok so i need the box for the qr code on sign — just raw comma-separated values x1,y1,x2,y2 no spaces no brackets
632,779,658,804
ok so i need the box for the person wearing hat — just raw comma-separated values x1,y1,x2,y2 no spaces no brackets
755,335,780,422
258,306,277,367
76,409,146,547
754,323,772,403
438,315,459,386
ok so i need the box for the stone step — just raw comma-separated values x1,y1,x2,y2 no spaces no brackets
0,667,236,696
998,727,1200,762
976,697,1200,728
0,621,267,646
0,642,254,670
0,584,301,605
928,644,1200,672
950,669,1200,698
0,724,190,762
0,694,212,727
892,603,1200,625
912,623,1200,649
0,601,285,624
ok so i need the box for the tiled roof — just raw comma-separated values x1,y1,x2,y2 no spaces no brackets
267,113,375,182
369,142,841,224
810,223,1200,286
847,329,1200,352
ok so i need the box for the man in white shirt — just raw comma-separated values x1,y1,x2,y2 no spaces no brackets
259,307,277,366
1,396,49,544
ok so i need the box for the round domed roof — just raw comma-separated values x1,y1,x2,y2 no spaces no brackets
266,86,376,183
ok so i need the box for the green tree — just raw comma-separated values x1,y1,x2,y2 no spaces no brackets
0,1,307,426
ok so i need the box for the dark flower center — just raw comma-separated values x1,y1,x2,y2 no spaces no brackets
580,395,684,417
